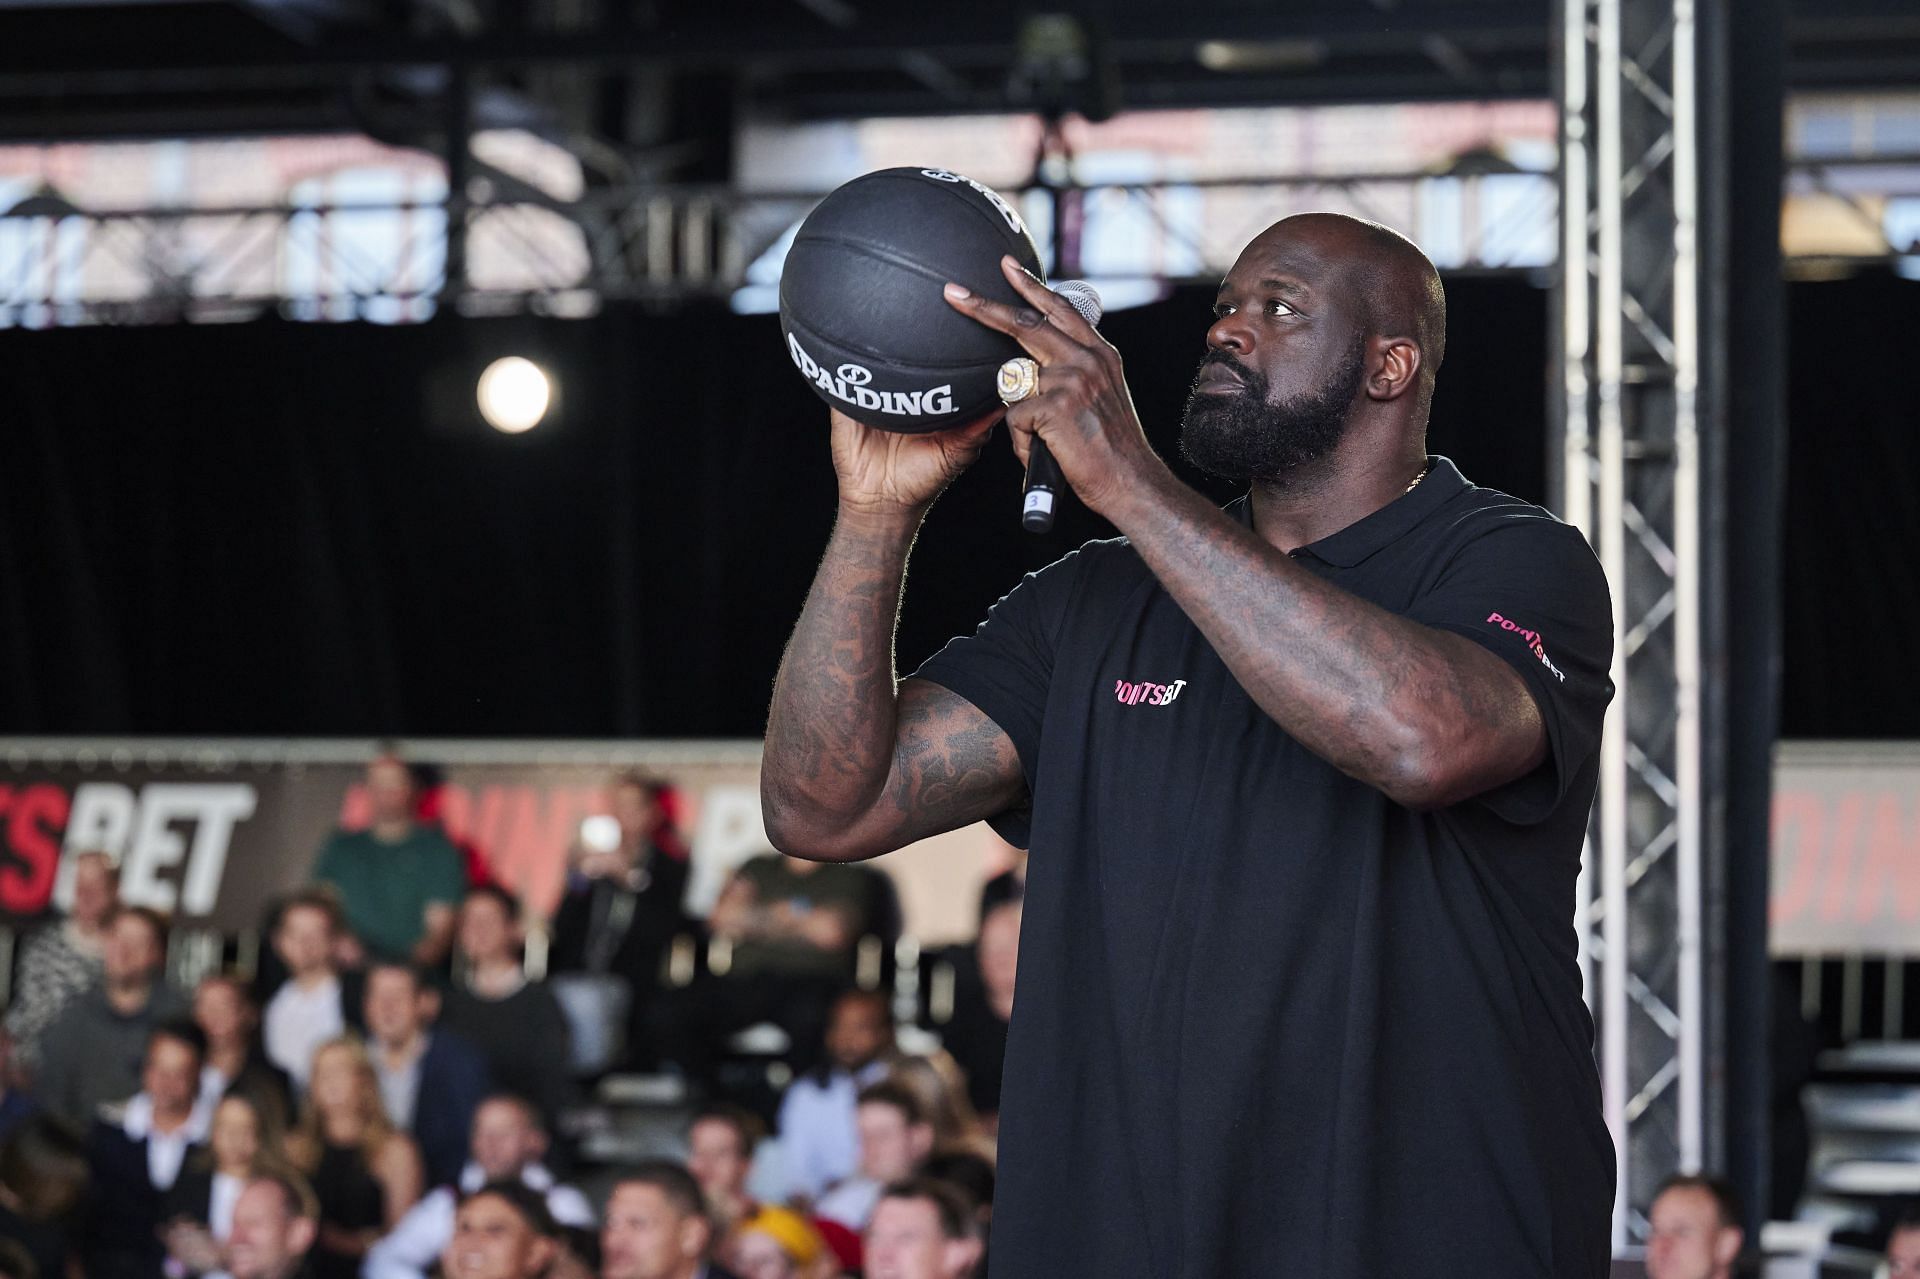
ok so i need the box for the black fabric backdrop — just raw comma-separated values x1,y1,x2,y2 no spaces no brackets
0,274,1908,738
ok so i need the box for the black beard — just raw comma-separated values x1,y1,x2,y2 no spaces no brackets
1177,339,1367,484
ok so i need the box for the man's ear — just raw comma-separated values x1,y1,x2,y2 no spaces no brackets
1714,1225,1744,1268
288,1216,318,1258
678,1215,711,1260
418,987,442,1021
527,1235,558,1276
1367,336,1423,402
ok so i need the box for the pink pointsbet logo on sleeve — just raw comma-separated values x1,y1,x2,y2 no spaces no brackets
1485,613,1567,683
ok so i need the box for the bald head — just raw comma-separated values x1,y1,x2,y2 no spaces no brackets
1183,212,1446,485
1253,213,1447,398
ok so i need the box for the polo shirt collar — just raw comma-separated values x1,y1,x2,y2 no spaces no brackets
1228,455,1466,567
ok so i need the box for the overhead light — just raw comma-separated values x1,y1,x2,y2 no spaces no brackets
476,356,552,434
1195,39,1328,73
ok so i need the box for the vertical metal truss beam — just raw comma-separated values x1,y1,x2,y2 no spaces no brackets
1559,0,1706,1250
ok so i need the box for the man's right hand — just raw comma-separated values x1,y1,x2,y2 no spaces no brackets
828,406,1000,518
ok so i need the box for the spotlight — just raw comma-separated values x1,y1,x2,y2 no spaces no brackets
476,356,552,434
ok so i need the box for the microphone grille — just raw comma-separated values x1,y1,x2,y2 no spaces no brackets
1052,279,1104,329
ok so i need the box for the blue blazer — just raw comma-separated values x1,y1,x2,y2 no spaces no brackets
411,1029,490,1186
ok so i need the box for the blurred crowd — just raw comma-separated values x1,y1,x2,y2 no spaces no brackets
0,752,1019,1279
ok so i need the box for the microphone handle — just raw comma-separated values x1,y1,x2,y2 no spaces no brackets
1022,436,1064,533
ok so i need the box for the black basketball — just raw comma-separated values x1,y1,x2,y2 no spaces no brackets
779,167,1045,433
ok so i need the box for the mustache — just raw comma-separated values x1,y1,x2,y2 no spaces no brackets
1193,348,1264,392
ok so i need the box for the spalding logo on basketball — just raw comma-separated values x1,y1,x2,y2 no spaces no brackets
778,167,1046,433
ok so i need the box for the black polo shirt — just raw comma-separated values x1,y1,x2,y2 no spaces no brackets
913,457,1615,1279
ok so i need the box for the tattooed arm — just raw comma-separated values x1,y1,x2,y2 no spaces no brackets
761,411,1027,862
1109,475,1545,809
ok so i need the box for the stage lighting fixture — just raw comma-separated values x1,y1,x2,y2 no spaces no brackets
476,356,552,433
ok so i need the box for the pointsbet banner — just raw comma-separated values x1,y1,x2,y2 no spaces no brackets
1770,742,1920,955
0,739,1000,944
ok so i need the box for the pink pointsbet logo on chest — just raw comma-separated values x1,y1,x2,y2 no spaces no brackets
1114,678,1188,706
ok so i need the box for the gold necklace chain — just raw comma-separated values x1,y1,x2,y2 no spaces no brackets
1404,464,1431,495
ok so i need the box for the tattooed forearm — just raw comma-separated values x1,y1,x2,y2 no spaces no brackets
761,509,1024,860
1106,473,1546,809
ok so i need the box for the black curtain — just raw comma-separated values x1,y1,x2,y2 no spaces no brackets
39,271,1920,742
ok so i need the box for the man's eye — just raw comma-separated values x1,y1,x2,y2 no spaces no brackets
1266,299,1295,317
1211,302,1234,319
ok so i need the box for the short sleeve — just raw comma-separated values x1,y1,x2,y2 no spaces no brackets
910,548,1086,847
1405,512,1615,825
423,835,468,906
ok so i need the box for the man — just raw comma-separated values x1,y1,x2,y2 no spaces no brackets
864,1180,982,1279
814,1084,934,1233
82,1020,214,1279
1645,1175,1744,1279
759,214,1616,1277
600,1161,738,1279
440,887,573,1132
441,1183,562,1279
365,1093,592,1279
227,1174,321,1279
776,989,894,1203
656,854,892,1089
36,905,189,1127
686,1106,760,1236
312,751,467,967
1888,1211,1920,1278
362,961,490,1186
262,893,355,1092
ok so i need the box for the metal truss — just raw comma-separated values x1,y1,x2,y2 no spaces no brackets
1559,0,1707,1250
0,167,1556,325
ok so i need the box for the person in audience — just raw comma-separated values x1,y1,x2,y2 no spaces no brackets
975,851,1025,926
0,1027,38,1141
361,961,490,1187
263,893,358,1093
82,1020,215,1279
777,990,895,1204
814,1084,934,1234
863,1180,982,1279
0,1238,34,1279
441,886,573,1131
225,1173,321,1279
4,849,118,1077
687,1105,761,1237
722,1206,828,1279
441,1182,562,1279
162,1089,294,1277
1888,1210,1920,1277
37,904,188,1128
0,1113,91,1279
196,972,295,1126
1645,1173,1744,1279
659,853,892,1087
365,1094,593,1279
286,1037,423,1279
601,1160,738,1279
884,1054,987,1161
940,902,1018,1130
549,774,692,1070
312,751,467,969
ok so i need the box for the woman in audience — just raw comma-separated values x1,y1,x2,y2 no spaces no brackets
286,1037,423,1279
887,1052,993,1161
162,1089,293,1275
723,1204,840,1279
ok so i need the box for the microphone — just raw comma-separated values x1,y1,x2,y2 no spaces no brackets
1022,279,1104,533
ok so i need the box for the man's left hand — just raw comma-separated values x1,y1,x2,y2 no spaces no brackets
943,256,1164,518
